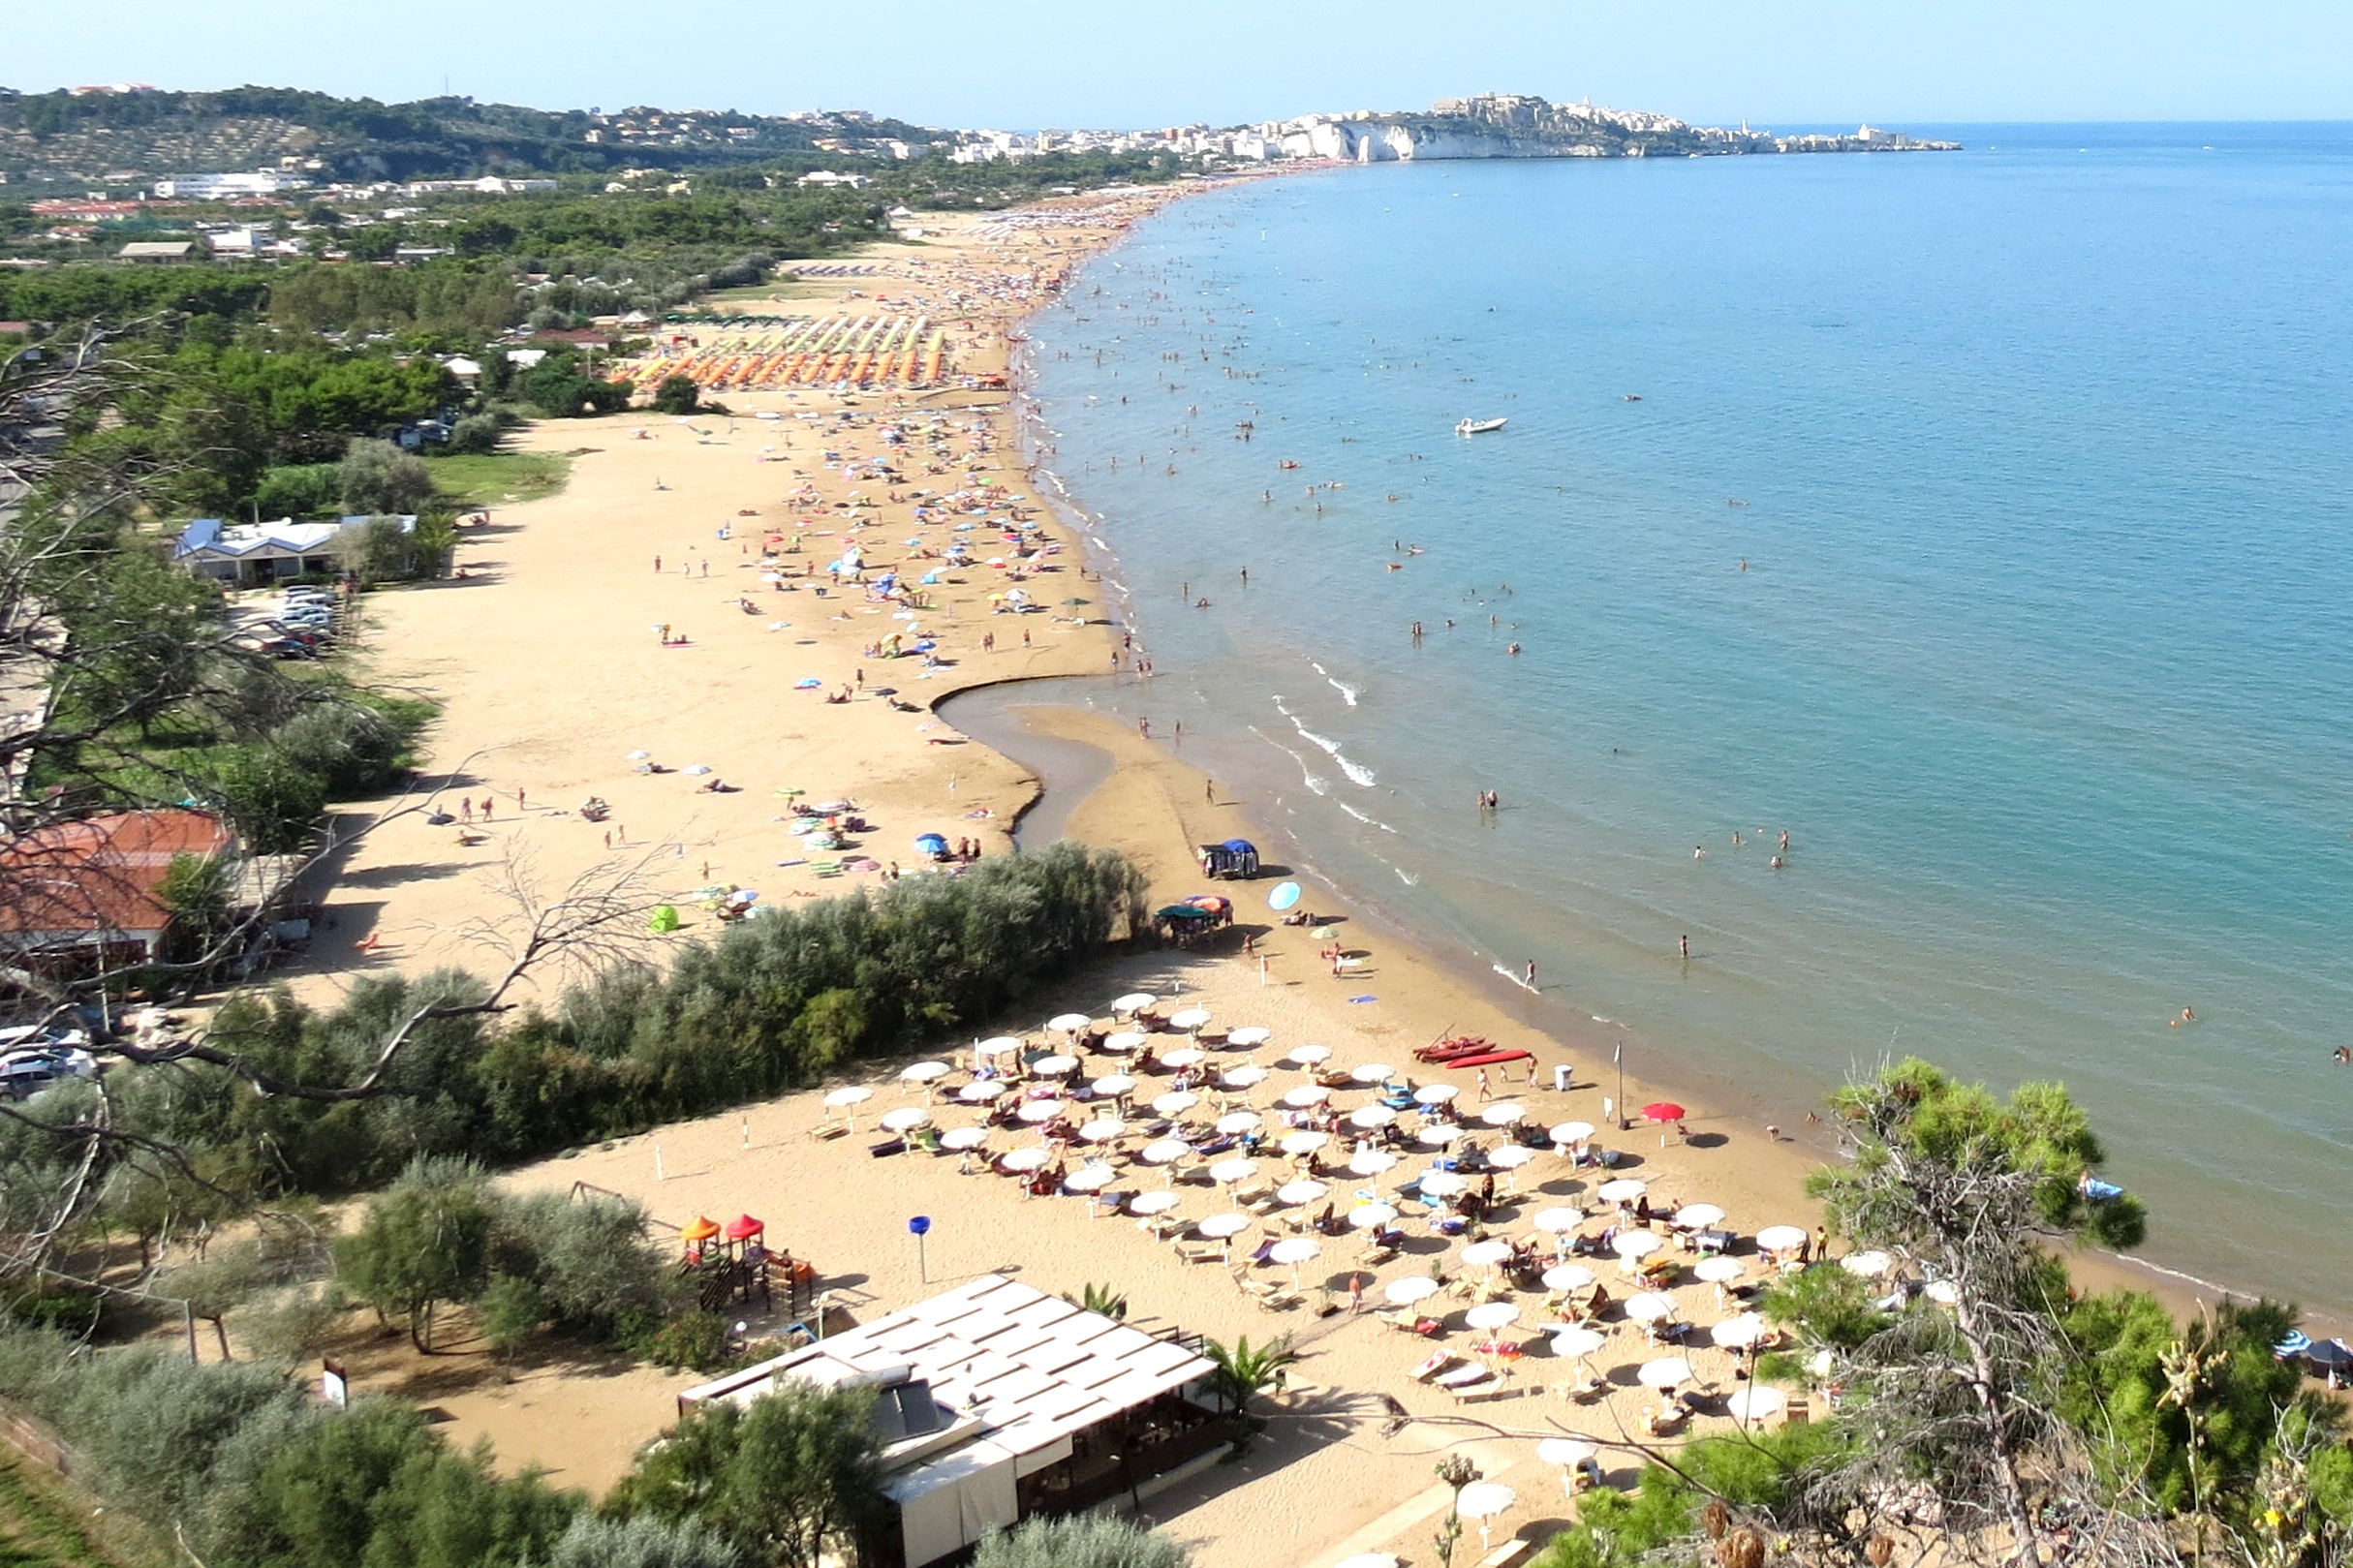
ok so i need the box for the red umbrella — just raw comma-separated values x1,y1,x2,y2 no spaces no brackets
1640,1102,1687,1123
724,1214,765,1241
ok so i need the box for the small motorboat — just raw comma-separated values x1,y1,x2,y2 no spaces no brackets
1455,417,1507,436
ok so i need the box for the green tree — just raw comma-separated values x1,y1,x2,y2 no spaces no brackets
1198,1334,1297,1454
334,1156,494,1351
974,1514,1189,1568
604,1383,886,1568
649,375,700,415
203,744,329,853
340,438,437,515
155,848,232,959
545,1513,744,1568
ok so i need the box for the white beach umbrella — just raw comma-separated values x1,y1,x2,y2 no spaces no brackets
899,1061,952,1084
1152,1091,1199,1118
1613,1230,1665,1260
958,1080,1008,1104
1091,1074,1135,1098
1347,1105,1397,1129
1140,1137,1191,1168
940,1126,989,1151
1841,1249,1895,1277
1268,1236,1322,1286
881,1107,931,1132
1333,1556,1400,1568
1079,1118,1127,1144
1756,1224,1810,1253
1538,1436,1597,1468
1283,1042,1330,1065
823,1085,874,1108
1726,1386,1788,1425
1111,992,1156,1014
1712,1312,1768,1349
1130,1190,1181,1216
1549,1325,1607,1358
1349,1202,1399,1229
1460,1239,1514,1269
1197,1213,1253,1240
1222,1065,1268,1089
1416,1123,1462,1147
1694,1256,1747,1284
1033,1055,1080,1077
1467,1301,1521,1332
1216,1111,1261,1135
1596,1179,1649,1205
1414,1084,1458,1106
1489,1145,1538,1170
1228,1026,1272,1049
974,1035,1023,1058
1479,1102,1527,1126
1625,1292,1679,1323
1104,1030,1151,1055
1047,1012,1092,1034
1281,1085,1330,1109
1533,1207,1585,1234
1542,1263,1597,1291
1550,1120,1596,1144
1349,1062,1396,1084
1278,1130,1329,1157
999,1148,1048,1172
1063,1164,1117,1193
1675,1203,1727,1230
1159,1045,1203,1067
1347,1150,1399,1177
1169,1007,1212,1032
1276,1179,1328,1208
1210,1158,1260,1205
1457,1483,1518,1550
1419,1170,1470,1198
1638,1356,1694,1389
1384,1276,1441,1305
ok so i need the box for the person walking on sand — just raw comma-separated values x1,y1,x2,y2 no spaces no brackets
654,555,663,572
1476,1068,1494,1103
480,797,493,821
1206,778,1215,803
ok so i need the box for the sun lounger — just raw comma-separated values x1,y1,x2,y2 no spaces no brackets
1409,1351,1455,1382
1380,1310,1442,1337
1435,1363,1492,1390
809,1121,848,1141
1174,1242,1225,1264
1476,1537,1536,1568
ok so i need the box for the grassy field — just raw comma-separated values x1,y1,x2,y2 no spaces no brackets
0,1457,143,1568
425,450,573,509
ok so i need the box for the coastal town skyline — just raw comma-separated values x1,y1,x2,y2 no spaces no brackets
14,0,2353,134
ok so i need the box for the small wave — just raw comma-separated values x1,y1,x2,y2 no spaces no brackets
1250,725,1329,794
1395,867,1419,885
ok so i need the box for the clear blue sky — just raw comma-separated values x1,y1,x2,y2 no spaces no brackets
14,0,2353,130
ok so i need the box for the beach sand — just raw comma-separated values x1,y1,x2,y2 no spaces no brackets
302,189,2203,1567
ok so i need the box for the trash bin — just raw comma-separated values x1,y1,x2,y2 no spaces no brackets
1552,1063,1572,1092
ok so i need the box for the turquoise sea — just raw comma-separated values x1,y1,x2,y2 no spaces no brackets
1011,125,2353,1319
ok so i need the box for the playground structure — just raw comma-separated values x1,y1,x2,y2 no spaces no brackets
631,314,951,393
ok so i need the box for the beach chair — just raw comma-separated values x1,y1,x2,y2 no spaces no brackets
809,1120,848,1142
1558,1371,1608,1402
1476,1537,1536,1568
1409,1351,1456,1383
1174,1241,1226,1265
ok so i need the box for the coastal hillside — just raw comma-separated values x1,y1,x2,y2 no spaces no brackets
1284,92,1958,160
0,85,939,186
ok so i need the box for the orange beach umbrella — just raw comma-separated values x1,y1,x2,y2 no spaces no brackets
681,1215,723,1243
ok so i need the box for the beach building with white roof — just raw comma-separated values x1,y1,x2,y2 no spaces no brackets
678,1274,1221,1567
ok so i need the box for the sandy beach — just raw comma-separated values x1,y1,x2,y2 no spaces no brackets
299,185,2205,1567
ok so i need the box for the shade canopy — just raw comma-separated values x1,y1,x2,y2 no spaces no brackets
1130,1190,1181,1215
1276,1179,1329,1206
1467,1302,1521,1331
1159,1046,1203,1067
1348,1106,1397,1129
1625,1292,1679,1323
1140,1138,1191,1165
1640,1101,1687,1122
1046,1013,1092,1033
1533,1208,1585,1233
900,1061,952,1083
1284,1043,1331,1064
1694,1256,1747,1283
1538,1437,1598,1465
1596,1179,1648,1203
1416,1124,1462,1147
1063,1164,1117,1192
1282,1085,1331,1108
1350,1062,1395,1083
1197,1213,1253,1239
1461,1240,1514,1268
1414,1084,1458,1105
959,1081,1009,1103
1228,1027,1273,1048
1612,1230,1664,1258
1079,1119,1128,1143
1033,1055,1080,1077
1675,1203,1727,1229
1542,1263,1597,1291
1209,1157,1260,1185
940,1127,989,1151
1548,1325,1607,1357
975,1035,1023,1057
1091,1074,1136,1097
1269,1238,1323,1265
1279,1130,1330,1156
1106,1031,1152,1055
1550,1121,1596,1143
1111,993,1156,1013
681,1215,722,1242
1756,1224,1810,1252
881,1107,932,1131
1419,1171,1470,1197
1348,1150,1400,1177
1016,1099,1066,1123
1153,1091,1200,1117
1349,1202,1399,1229
1384,1276,1441,1305
1216,1111,1262,1135
1222,1065,1269,1088
1169,1007,1212,1031
823,1086,874,1108
1480,1102,1528,1126
1489,1146,1538,1170
999,1148,1048,1172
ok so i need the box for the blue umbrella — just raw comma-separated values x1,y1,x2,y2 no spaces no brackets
1268,881,1302,912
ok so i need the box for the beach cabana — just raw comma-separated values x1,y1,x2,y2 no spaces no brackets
1195,839,1260,879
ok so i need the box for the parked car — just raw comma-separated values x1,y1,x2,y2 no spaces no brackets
0,1047,99,1098
262,637,325,660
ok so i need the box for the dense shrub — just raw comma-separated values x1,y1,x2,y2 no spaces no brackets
254,462,346,519
446,412,504,454
975,1515,1192,1568
340,438,436,515
272,701,409,797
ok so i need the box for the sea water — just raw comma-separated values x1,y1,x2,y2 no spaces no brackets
1016,124,2353,1317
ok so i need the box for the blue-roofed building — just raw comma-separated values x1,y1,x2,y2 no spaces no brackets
172,515,415,587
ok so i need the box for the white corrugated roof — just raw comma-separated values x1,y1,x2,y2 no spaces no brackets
684,1274,1213,1458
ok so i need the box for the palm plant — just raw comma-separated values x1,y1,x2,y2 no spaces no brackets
1199,1333,1299,1455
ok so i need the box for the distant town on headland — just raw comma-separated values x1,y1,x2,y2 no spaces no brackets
0,83,1955,194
